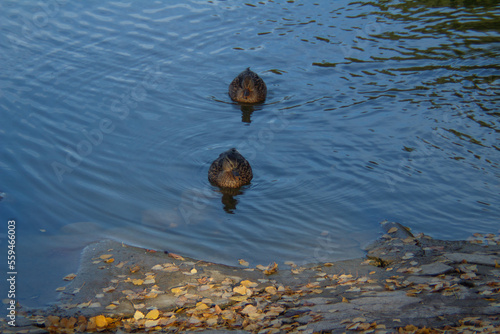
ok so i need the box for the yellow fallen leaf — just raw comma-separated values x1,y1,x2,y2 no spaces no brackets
190,268,197,274
146,309,159,320
393,318,401,322
134,310,145,320
100,254,113,260
103,286,115,293
495,260,500,268
55,287,66,292
115,261,126,268
388,227,398,233
265,286,277,295
241,304,258,315
239,259,249,267
77,301,91,308
130,265,141,273
229,295,248,302
214,305,222,314
132,279,144,285
63,273,77,281
105,258,115,263
171,287,185,296
264,262,278,275
145,292,158,299
196,302,209,311
94,315,107,328
342,297,349,303
105,304,117,310
168,253,185,261
240,280,257,288
233,285,248,295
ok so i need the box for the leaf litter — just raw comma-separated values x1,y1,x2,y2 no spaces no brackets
28,229,500,334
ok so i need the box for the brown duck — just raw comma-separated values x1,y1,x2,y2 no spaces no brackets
228,68,267,103
208,148,253,188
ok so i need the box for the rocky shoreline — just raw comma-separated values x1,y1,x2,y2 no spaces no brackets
2,221,499,333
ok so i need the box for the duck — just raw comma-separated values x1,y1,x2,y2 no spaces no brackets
228,68,267,103
208,148,253,188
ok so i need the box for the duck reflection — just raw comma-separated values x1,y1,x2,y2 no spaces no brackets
240,104,254,123
218,187,246,214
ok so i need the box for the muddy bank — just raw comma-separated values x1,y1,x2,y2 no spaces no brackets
2,221,499,333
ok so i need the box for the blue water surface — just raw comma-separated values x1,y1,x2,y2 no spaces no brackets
0,0,498,307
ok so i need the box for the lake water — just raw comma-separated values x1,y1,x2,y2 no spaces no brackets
0,0,498,307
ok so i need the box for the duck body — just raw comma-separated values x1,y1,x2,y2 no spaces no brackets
208,148,253,188
228,68,267,103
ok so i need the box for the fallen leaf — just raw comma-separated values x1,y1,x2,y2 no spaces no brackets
239,259,249,266
130,265,141,273
190,267,197,274
94,315,107,328
342,297,349,303
145,319,159,328
265,286,277,295
229,295,248,302
115,261,126,268
214,305,222,314
388,227,398,233
233,285,248,295
171,287,185,296
168,253,185,261
264,262,278,275
55,287,66,292
77,301,91,308
146,309,160,320
241,304,258,315
132,279,144,285
134,310,145,320
240,280,258,288
105,258,115,263
63,273,77,281
100,254,113,260
196,302,209,311
103,286,115,293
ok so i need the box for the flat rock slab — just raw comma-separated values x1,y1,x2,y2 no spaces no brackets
5,222,500,334
444,252,499,266
417,262,454,276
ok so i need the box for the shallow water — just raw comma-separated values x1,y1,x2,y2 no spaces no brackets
0,0,499,307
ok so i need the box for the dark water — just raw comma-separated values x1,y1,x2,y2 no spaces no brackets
0,0,499,307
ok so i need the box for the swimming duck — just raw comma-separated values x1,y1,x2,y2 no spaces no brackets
228,68,267,103
208,148,253,188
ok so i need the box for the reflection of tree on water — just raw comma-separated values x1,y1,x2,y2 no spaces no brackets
216,187,245,214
